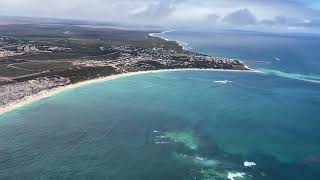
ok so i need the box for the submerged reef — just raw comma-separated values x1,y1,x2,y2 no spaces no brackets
164,130,199,150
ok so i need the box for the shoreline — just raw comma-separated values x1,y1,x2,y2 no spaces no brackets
0,68,258,115
148,30,192,50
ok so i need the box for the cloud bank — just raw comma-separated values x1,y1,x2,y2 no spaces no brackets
0,0,320,32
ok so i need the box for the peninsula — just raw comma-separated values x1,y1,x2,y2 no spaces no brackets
0,23,250,113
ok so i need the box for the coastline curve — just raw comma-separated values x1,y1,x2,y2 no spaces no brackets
0,68,258,115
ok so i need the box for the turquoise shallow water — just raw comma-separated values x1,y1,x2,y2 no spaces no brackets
0,70,320,180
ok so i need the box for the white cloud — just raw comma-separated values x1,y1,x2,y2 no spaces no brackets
0,0,320,32
221,9,257,26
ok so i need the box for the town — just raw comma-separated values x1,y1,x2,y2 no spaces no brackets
75,45,247,72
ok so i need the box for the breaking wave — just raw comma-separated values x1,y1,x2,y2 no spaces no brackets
214,80,232,84
227,172,246,180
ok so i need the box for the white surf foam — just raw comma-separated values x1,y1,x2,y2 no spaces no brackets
227,172,246,180
175,40,192,50
274,57,280,61
244,161,256,167
214,80,232,84
156,135,166,139
154,141,169,144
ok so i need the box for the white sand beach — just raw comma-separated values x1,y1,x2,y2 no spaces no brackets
0,68,258,115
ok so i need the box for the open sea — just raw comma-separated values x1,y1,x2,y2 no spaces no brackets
0,30,320,180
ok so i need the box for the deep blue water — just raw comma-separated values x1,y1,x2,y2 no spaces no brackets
0,31,320,180
157,30,320,84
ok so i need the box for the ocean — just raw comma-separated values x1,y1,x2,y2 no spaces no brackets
0,30,320,180
154,30,320,83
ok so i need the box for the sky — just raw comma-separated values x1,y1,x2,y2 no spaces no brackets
1,0,320,32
